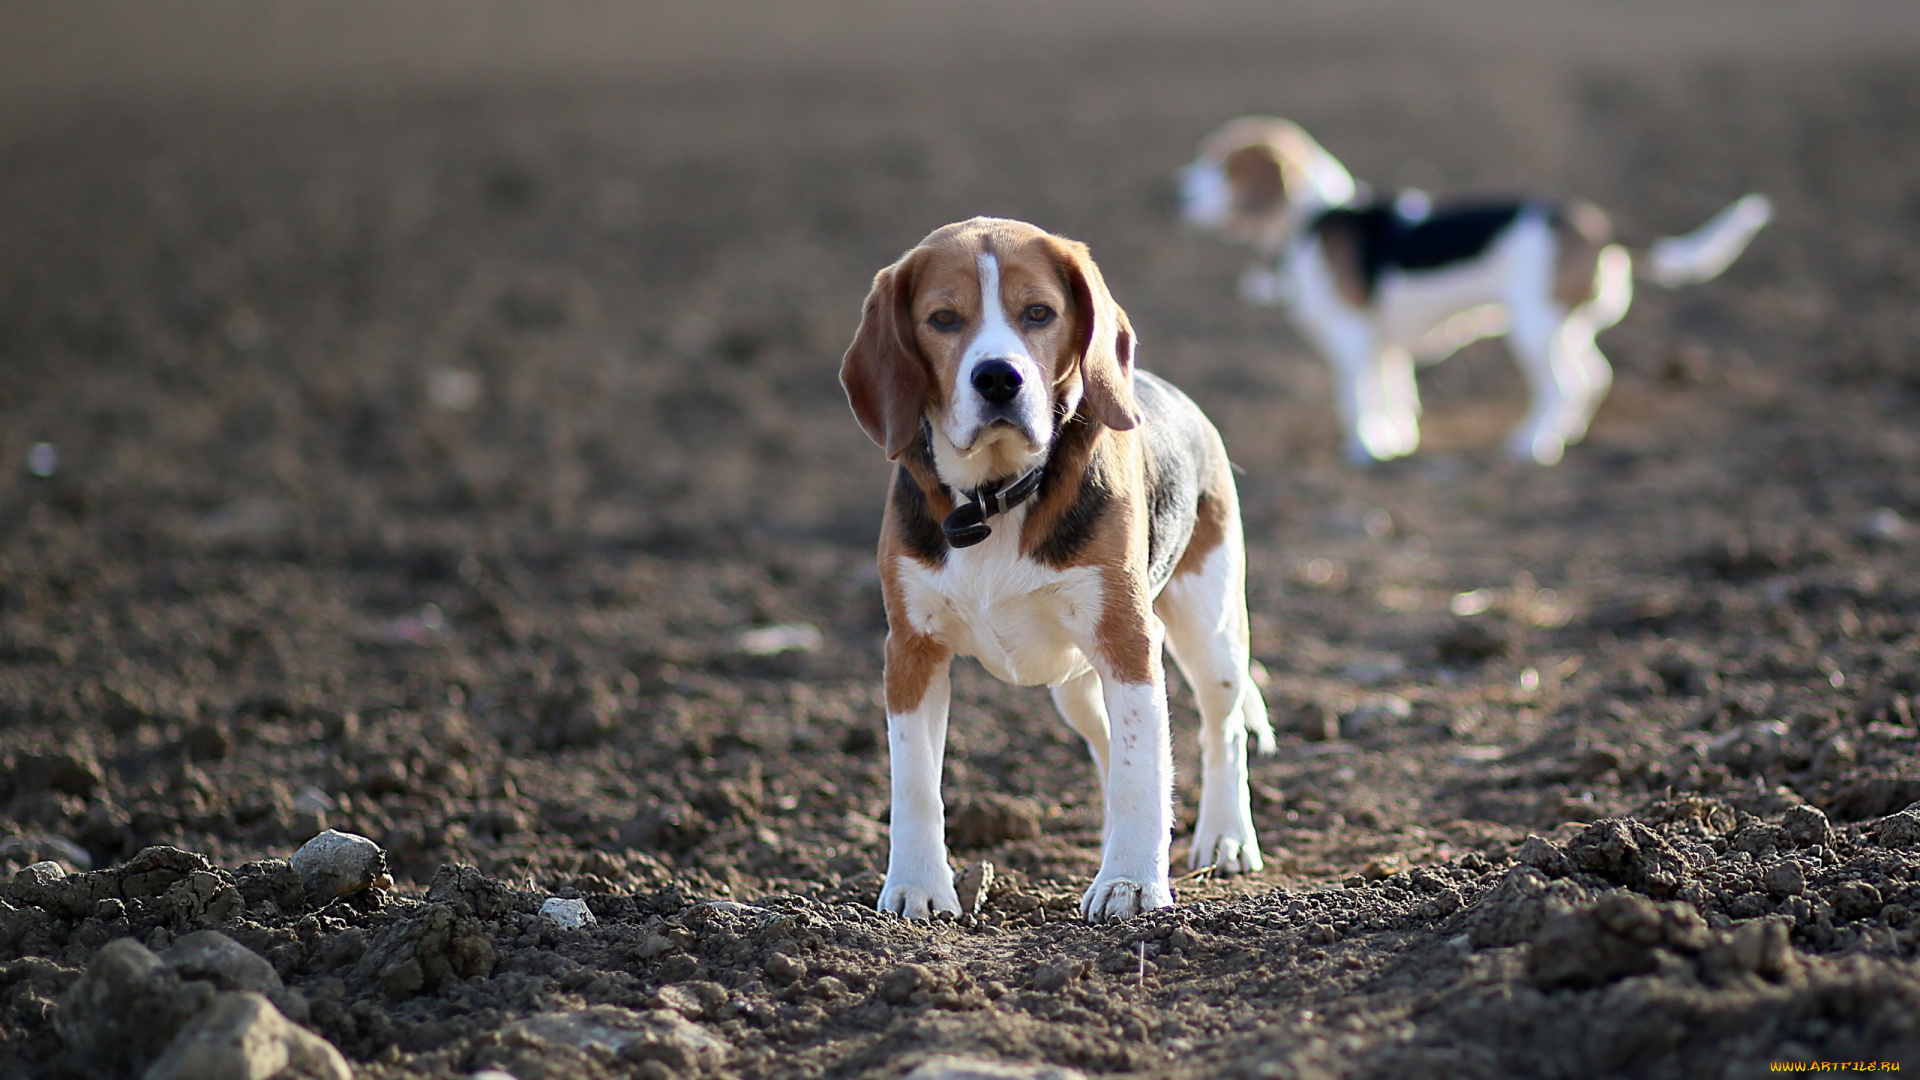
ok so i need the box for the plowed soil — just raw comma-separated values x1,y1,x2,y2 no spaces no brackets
6,3,1920,1077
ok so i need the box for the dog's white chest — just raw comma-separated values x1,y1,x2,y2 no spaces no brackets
893,522,1101,688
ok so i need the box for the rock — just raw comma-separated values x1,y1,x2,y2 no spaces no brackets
1761,861,1806,898
955,860,995,914
1870,804,1920,848
649,981,728,1021
1563,819,1690,897
1779,805,1833,848
538,897,596,930
763,952,805,985
1030,960,1088,993
426,864,515,920
1526,890,1709,989
350,902,497,1001
947,794,1042,850
1856,507,1909,544
162,930,283,993
904,1058,1087,1080
121,847,220,900
233,860,307,915
1462,866,1589,949
880,963,938,1003
144,990,351,1080
290,830,390,902
502,1006,728,1072
164,870,244,930
1830,881,1883,921
55,938,213,1076
0,834,94,872
1515,835,1570,877
1700,918,1798,985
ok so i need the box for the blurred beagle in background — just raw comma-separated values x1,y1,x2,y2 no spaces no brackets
1178,116,1772,465
840,217,1273,922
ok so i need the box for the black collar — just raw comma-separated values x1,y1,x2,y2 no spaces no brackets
941,466,1045,548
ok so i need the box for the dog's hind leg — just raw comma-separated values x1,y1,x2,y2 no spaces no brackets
1317,320,1418,464
1050,668,1112,810
1157,538,1266,876
1503,298,1593,465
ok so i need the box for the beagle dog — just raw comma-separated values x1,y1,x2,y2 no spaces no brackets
1178,116,1772,465
840,217,1274,922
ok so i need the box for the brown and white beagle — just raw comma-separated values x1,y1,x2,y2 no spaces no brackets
1179,116,1772,465
841,217,1274,922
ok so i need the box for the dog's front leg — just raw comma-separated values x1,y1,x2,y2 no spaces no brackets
1081,618,1175,922
878,632,959,919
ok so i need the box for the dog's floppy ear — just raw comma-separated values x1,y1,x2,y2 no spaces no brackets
1053,237,1140,432
840,251,930,459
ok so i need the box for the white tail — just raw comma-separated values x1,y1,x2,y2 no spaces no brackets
1645,193,1772,288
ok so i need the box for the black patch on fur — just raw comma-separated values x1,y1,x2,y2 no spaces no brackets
1314,197,1529,300
1031,423,1112,568
1133,372,1204,595
891,459,948,566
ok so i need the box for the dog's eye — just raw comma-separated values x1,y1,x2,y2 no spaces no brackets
1024,304,1054,326
928,310,960,331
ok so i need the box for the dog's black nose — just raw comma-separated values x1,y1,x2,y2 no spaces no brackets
971,359,1023,405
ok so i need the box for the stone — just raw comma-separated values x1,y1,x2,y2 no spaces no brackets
904,1057,1088,1080
162,930,283,993
289,830,390,902
955,860,996,914
1461,866,1588,949
1030,960,1088,993
144,990,351,1080
538,897,596,929
351,902,497,1001
232,860,307,915
1700,918,1798,985
649,981,728,1021
1830,881,1883,921
1774,803,1835,845
501,1006,728,1072
55,938,213,1076
1563,819,1691,897
1871,805,1920,848
1761,861,1806,898
1514,836,1570,877
0,834,94,871
763,952,805,985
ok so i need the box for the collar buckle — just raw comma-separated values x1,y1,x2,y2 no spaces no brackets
941,467,1044,549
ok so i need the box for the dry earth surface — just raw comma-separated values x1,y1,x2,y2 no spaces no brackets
5,2,1920,1077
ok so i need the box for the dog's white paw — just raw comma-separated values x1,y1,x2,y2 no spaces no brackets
1080,873,1174,922
878,875,961,920
1189,826,1265,875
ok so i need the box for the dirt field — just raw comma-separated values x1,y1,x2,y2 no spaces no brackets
6,3,1920,1077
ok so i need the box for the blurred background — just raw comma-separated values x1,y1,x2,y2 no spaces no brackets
2,0,1919,890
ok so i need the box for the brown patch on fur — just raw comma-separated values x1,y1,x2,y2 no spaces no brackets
877,504,952,714
1315,215,1373,308
1028,425,1156,685
1224,144,1285,215
1172,488,1230,578
1551,199,1613,308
